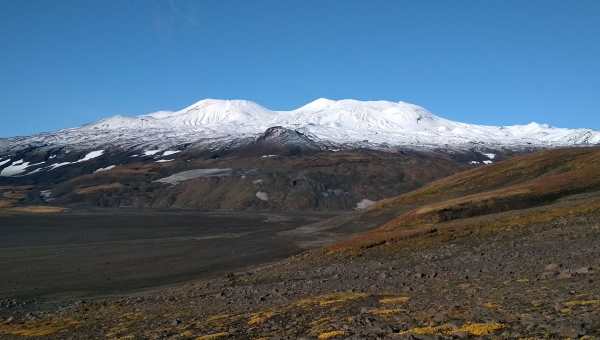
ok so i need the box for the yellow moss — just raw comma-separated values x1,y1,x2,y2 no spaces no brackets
457,322,504,336
397,322,503,336
379,296,410,304
318,331,345,339
177,331,194,337
0,317,81,337
118,336,135,340
309,318,331,327
295,292,369,307
397,323,454,335
531,301,542,307
248,311,276,325
371,308,408,316
516,279,530,283
106,327,128,338
205,314,230,322
1,327,57,337
4,206,70,213
484,302,502,309
319,299,346,306
565,300,600,307
560,308,571,313
195,332,229,340
308,317,333,335
67,319,80,326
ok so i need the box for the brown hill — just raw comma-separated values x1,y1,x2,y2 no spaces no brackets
326,146,600,253
46,148,488,211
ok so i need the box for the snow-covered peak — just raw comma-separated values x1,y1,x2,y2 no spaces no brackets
146,99,275,127
289,98,453,131
293,98,337,112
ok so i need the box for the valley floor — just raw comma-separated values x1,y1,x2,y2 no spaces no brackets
0,209,345,305
1,204,599,339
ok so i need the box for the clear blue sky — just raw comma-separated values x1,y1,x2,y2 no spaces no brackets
1,0,599,138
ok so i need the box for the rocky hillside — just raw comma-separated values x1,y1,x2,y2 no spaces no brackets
1,147,599,339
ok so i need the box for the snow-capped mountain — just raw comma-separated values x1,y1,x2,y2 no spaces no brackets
1,98,598,155
0,98,599,180
2,98,599,211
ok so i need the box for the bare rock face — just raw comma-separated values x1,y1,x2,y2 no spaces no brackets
40,147,482,211
229,126,323,157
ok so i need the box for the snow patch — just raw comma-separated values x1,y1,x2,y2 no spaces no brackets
468,161,480,165
155,168,234,186
255,191,268,201
162,150,181,156
77,150,104,162
0,159,10,167
0,160,30,176
156,159,173,163
144,150,161,156
94,165,116,173
40,190,53,202
355,199,376,210
46,162,72,170
482,153,496,159
261,155,276,158
483,160,493,164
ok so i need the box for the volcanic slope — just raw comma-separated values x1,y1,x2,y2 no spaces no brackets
325,146,600,253
3,145,499,212
2,147,599,339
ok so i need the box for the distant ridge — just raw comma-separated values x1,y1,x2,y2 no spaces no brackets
1,98,598,158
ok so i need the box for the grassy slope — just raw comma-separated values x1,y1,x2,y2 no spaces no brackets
0,185,68,213
328,147,600,253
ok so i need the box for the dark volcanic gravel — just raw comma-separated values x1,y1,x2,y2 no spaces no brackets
1,210,598,339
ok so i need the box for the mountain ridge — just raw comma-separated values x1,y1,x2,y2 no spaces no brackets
2,98,598,154
0,98,598,200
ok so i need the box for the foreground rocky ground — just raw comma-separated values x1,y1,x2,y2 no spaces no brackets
1,203,599,339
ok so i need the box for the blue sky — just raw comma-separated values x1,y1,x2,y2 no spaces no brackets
1,0,599,138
